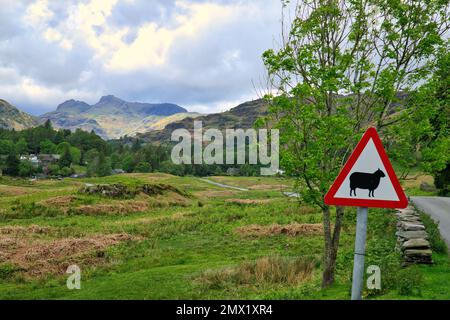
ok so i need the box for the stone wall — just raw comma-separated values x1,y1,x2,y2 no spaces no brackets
396,205,433,265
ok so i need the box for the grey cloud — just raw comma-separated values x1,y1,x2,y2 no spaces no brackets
0,0,283,115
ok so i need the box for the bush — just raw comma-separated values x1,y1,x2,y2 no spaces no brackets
18,160,35,177
0,263,19,280
60,166,74,177
134,162,151,173
397,266,423,296
3,202,62,219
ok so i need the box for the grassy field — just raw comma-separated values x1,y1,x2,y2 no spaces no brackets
0,173,448,299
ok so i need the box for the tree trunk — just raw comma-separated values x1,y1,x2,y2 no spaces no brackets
321,206,345,288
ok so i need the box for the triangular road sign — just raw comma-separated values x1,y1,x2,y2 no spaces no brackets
324,127,408,209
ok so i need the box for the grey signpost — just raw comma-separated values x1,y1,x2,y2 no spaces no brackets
351,207,368,300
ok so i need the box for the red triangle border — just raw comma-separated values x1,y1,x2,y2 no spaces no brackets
324,127,408,209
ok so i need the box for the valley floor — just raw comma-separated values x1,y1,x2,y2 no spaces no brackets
0,173,448,299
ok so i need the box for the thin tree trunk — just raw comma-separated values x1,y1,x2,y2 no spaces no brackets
321,206,345,288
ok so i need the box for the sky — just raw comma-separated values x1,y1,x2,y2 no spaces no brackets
0,0,286,115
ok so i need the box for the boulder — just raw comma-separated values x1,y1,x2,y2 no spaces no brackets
399,222,425,231
396,208,416,215
396,230,428,240
401,238,430,250
404,249,432,257
420,182,437,192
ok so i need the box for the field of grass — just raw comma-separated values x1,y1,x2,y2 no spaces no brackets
0,173,448,299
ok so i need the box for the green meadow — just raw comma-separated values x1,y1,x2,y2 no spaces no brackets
0,173,448,299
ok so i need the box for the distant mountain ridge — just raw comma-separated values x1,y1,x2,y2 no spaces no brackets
0,99,38,130
138,99,269,144
39,95,193,140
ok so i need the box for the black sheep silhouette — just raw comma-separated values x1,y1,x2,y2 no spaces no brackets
349,168,386,197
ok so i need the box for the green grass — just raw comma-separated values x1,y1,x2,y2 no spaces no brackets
0,173,448,299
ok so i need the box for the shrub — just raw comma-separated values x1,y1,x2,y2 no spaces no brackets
397,266,423,296
0,263,19,280
3,202,62,219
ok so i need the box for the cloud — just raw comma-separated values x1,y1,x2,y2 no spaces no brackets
0,0,284,115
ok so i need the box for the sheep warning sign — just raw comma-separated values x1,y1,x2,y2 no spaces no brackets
324,127,408,209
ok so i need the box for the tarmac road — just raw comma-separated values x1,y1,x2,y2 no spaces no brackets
411,196,450,247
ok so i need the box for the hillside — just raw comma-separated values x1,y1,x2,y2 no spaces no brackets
138,99,268,144
39,95,190,140
0,99,37,130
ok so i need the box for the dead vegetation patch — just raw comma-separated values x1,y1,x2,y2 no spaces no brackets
0,185,38,196
225,198,275,205
71,192,191,216
74,200,150,215
235,223,323,237
39,195,78,207
196,256,316,288
0,224,51,235
0,233,138,277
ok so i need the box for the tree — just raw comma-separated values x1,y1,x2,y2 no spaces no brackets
122,154,135,173
70,146,81,165
4,153,20,176
18,160,34,177
59,146,73,168
263,0,449,287
110,152,122,169
134,162,152,173
96,153,112,177
15,138,28,155
0,140,14,155
44,119,53,130
40,139,57,154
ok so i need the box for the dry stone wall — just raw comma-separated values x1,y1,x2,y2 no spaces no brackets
396,205,433,265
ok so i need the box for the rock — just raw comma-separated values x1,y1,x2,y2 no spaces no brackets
396,230,428,240
399,217,422,223
404,249,432,257
401,238,430,250
399,222,425,231
397,208,416,215
420,182,437,192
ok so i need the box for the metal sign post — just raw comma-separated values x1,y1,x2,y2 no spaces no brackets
351,207,368,300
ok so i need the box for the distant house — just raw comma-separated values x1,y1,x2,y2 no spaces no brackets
38,154,61,175
20,154,39,167
226,167,240,176
112,169,125,175
38,154,61,167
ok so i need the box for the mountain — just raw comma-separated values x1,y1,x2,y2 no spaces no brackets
138,99,268,144
0,99,38,130
39,95,192,140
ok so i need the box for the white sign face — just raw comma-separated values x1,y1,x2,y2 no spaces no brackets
334,139,399,201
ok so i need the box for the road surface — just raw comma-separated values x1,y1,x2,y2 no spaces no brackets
199,178,249,191
411,196,450,247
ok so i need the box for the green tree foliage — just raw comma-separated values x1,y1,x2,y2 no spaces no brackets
15,138,28,155
134,162,151,173
263,0,449,287
18,160,35,177
40,139,57,154
59,145,73,168
122,154,135,173
4,153,20,176
69,146,81,165
0,140,14,155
